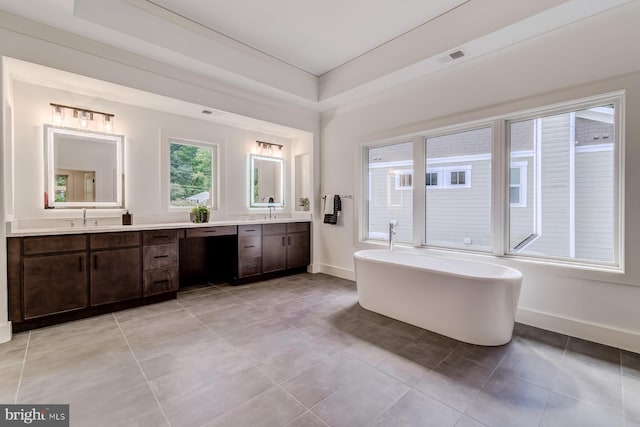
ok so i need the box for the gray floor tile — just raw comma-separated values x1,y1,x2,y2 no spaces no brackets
624,375,640,422
0,364,22,403
257,339,339,383
162,367,274,427
114,299,184,322
445,342,510,370
282,353,374,407
551,356,623,410
565,336,621,368
203,387,307,427
383,320,427,340
0,333,28,370
465,370,550,427
374,389,461,427
540,391,624,427
311,364,409,427
415,357,493,412
375,352,432,386
286,411,328,427
455,416,487,427
622,350,640,380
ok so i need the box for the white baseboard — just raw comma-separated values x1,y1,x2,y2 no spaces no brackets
517,308,640,354
0,322,12,344
318,264,356,281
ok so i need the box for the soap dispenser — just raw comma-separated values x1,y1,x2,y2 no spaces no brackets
122,211,132,225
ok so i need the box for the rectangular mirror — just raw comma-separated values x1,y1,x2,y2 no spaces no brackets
250,154,284,207
45,125,124,208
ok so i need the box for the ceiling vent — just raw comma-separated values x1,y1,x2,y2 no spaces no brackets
449,50,465,60
201,109,213,114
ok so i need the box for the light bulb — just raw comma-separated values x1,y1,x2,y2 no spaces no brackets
104,116,112,132
51,105,64,125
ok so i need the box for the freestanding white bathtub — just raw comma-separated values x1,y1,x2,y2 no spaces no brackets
354,249,523,346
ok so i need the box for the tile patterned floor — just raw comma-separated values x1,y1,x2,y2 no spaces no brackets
1,273,639,426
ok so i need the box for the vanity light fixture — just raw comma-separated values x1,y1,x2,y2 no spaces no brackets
49,103,115,133
256,140,283,157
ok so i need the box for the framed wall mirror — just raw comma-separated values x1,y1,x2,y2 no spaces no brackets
250,154,284,207
44,125,124,208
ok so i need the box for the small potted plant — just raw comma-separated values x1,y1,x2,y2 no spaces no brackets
298,197,310,211
190,206,210,223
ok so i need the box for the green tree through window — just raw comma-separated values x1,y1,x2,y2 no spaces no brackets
169,141,214,207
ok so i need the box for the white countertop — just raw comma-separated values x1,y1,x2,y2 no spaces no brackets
8,216,312,237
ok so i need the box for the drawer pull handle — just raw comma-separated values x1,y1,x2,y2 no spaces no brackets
245,265,256,268
282,236,285,246
245,229,256,232
79,256,83,272
153,279,170,285
204,230,218,233
245,245,255,248
288,236,291,246
94,255,98,269
153,235,170,239
154,255,169,259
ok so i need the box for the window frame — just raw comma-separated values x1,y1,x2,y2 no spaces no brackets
167,138,219,211
443,165,472,188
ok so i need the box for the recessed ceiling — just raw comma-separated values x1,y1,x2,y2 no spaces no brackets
0,0,634,112
146,0,468,76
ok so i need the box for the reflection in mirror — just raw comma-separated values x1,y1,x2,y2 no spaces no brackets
250,154,284,207
45,125,123,208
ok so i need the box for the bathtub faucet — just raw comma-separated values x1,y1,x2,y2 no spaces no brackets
388,220,397,251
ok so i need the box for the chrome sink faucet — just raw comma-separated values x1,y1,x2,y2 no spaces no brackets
389,220,398,251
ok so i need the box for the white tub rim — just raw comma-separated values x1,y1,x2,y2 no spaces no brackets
354,249,523,281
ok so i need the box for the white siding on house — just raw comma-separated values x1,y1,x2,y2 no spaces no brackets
509,156,535,248
575,148,614,262
425,128,492,250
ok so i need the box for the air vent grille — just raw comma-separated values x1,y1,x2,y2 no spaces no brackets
449,50,465,60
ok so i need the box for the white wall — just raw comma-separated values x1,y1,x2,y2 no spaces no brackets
11,81,298,222
319,2,640,352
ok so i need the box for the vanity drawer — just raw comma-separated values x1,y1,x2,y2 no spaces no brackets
23,235,87,255
287,222,310,233
143,244,178,270
90,231,140,249
238,236,261,257
142,229,179,245
262,223,286,236
143,268,178,296
238,225,261,237
186,226,237,238
238,256,261,277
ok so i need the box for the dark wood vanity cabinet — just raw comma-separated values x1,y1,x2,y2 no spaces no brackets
262,222,310,273
90,232,141,306
143,229,179,296
12,235,89,320
237,225,262,278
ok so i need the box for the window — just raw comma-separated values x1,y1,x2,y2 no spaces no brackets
366,142,413,243
508,103,617,264
361,94,621,269
169,139,217,208
395,171,413,189
426,171,439,187
509,162,528,207
425,128,491,250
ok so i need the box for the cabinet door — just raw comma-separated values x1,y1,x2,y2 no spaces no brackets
287,232,310,269
262,234,287,273
23,253,88,319
91,247,141,305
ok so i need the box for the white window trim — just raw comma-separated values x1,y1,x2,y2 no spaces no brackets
510,161,528,208
166,138,219,211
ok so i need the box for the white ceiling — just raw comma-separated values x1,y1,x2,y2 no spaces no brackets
0,0,635,112
146,0,468,76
